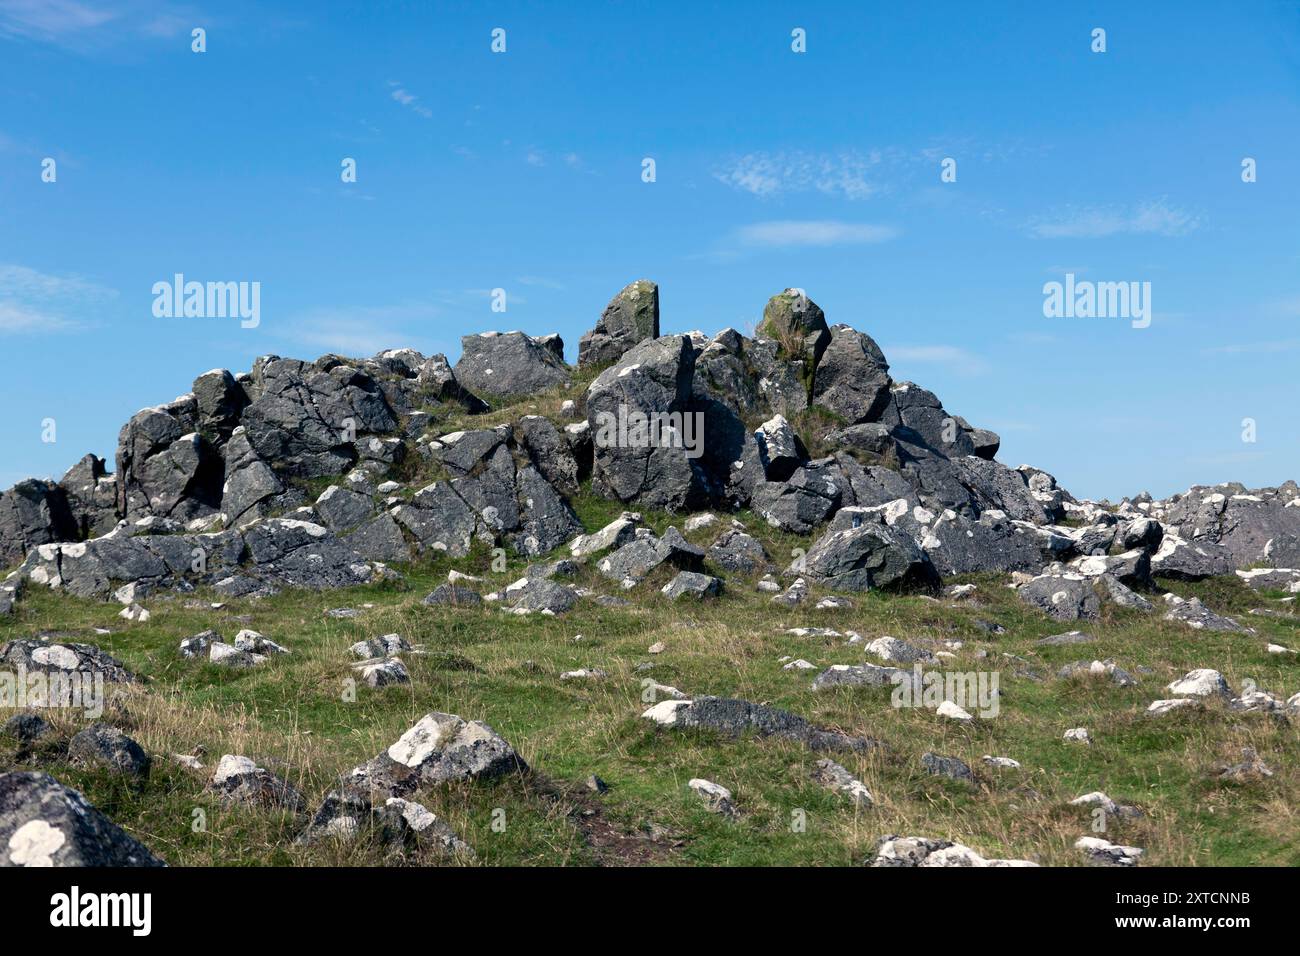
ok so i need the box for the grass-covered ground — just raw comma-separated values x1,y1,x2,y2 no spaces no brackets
3,491,1298,867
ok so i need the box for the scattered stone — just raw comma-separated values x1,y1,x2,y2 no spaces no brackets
118,603,150,623
1147,698,1198,717
209,641,263,668
233,628,289,655
0,771,165,866
1035,631,1095,647
870,834,1037,868
661,571,722,601
1216,747,1274,782
981,755,1021,769
560,668,607,682
810,758,873,807
180,629,217,658
1166,668,1232,699
641,696,875,753
1063,727,1090,743
354,657,410,688
865,636,935,665
921,752,973,782
207,755,306,813
1075,836,1143,866
1162,594,1249,632
68,724,151,780
937,700,973,722
688,778,738,817
586,774,610,794
422,583,483,607
647,641,666,655
350,633,411,660
2,714,52,746
782,658,816,670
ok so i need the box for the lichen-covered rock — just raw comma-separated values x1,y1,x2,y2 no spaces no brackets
578,279,660,367
0,772,165,866
68,724,151,780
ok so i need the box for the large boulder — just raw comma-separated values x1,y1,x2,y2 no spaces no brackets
0,772,165,866
240,356,398,479
0,479,79,568
58,455,119,540
756,289,831,395
587,335,707,511
797,515,940,592
811,325,892,423
114,396,224,522
334,712,527,805
578,279,659,367
454,331,570,399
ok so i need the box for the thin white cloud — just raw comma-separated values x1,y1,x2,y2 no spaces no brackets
883,344,990,376
734,220,899,248
714,150,891,200
0,301,77,333
0,0,116,40
388,82,432,119
0,263,115,335
1026,199,1199,239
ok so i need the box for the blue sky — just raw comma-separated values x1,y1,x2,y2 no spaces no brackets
1,0,1298,501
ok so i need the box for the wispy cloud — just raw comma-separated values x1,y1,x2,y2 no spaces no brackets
0,263,116,335
733,220,899,248
0,0,116,41
1025,199,1199,239
0,0,205,48
388,81,432,119
714,150,894,200
883,344,990,376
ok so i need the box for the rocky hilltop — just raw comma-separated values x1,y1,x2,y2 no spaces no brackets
2,280,1299,620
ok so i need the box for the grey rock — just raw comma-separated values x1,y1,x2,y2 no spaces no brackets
578,279,659,367
921,752,974,782
68,724,151,780
422,583,483,607
1018,574,1101,621
454,331,570,399
811,325,892,423
207,755,306,813
661,570,722,600
707,527,772,574
0,772,165,866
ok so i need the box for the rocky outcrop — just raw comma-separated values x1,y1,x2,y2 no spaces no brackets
578,279,659,367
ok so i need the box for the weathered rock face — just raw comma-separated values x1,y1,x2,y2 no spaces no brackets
454,331,571,399
241,356,399,480
395,427,581,558
58,455,118,540
811,325,892,424
587,335,707,511
1145,484,1300,570
0,479,79,568
114,395,225,522
578,279,659,367
3,278,1292,609
0,772,165,866
798,513,940,593
15,517,375,600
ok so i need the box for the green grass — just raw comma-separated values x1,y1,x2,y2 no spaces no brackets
4,503,1299,867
